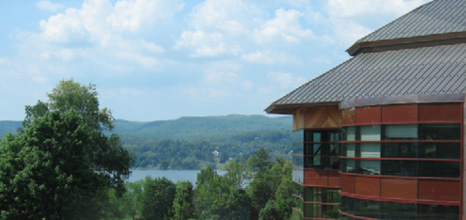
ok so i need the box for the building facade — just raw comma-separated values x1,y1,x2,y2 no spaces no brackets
266,0,466,219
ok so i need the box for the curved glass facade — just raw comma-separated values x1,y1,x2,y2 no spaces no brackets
339,104,463,220
292,129,341,219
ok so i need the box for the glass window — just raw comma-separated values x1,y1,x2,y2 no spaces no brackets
418,161,460,178
419,143,460,159
360,125,381,141
419,124,461,140
345,159,356,173
381,160,417,176
385,124,418,140
382,142,418,158
291,130,304,144
293,155,304,167
304,188,340,203
360,143,380,158
346,144,356,157
329,143,340,155
380,201,417,220
359,160,380,175
343,126,356,141
417,204,459,220
292,166,303,183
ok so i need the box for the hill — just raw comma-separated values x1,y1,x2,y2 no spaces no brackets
113,114,291,140
0,121,22,138
0,115,293,169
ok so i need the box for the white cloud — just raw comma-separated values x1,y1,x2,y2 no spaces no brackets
174,30,240,57
241,50,300,64
268,72,307,89
19,0,183,75
108,0,184,32
176,1,315,58
325,0,431,46
254,8,314,44
36,0,64,12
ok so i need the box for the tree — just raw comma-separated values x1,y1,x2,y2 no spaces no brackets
258,200,281,220
247,147,273,174
142,177,176,220
172,181,195,220
0,80,133,219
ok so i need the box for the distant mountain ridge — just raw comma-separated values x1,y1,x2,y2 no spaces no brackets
113,114,292,140
0,115,292,140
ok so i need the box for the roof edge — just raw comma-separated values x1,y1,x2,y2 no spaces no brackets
340,93,465,109
265,102,340,115
347,31,466,56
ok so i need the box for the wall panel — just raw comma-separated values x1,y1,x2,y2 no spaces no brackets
418,180,460,202
304,170,328,186
419,103,462,122
382,105,418,123
381,178,417,200
355,176,380,197
341,175,355,194
356,106,381,124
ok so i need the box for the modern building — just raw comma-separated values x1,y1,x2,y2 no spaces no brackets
266,0,466,219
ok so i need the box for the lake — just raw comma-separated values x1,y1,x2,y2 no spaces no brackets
127,169,227,184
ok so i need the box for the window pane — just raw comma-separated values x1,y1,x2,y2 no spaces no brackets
313,132,321,142
419,143,460,159
346,144,356,157
419,124,460,140
343,127,356,141
381,160,417,176
385,124,417,140
380,201,417,220
361,143,380,158
359,160,380,175
382,142,418,158
417,204,459,220
418,161,460,178
346,159,355,173
329,143,340,155
292,130,304,144
360,125,381,141
292,166,303,183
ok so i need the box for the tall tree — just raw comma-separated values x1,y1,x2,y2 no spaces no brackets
172,181,195,220
142,177,176,220
0,80,133,219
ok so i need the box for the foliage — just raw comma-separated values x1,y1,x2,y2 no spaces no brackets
172,181,195,220
108,148,295,220
142,177,176,220
0,80,133,219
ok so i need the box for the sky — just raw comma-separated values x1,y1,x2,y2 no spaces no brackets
0,0,431,122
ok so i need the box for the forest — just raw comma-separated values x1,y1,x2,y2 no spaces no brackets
109,148,300,220
1,114,294,170
0,80,298,219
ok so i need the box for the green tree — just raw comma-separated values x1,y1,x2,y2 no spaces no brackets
142,177,176,220
258,200,281,220
247,147,273,174
0,80,133,219
172,181,195,220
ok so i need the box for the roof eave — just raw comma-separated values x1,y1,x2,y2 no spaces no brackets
265,102,341,115
347,31,466,56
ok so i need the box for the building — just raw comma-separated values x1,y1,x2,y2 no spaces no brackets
265,0,466,219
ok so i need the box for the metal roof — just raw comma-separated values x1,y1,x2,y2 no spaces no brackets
266,43,466,113
267,0,466,114
347,0,466,55
359,0,466,43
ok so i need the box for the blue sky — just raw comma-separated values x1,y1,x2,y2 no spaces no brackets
0,0,430,121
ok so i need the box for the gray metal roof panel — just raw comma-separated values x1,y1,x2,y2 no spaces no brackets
269,44,466,110
358,0,466,43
